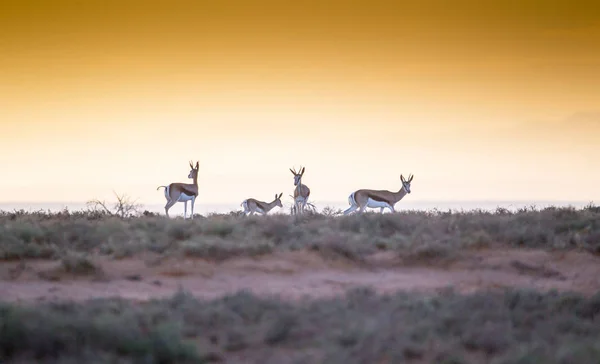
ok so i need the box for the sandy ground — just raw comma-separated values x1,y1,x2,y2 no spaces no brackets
1,248,600,304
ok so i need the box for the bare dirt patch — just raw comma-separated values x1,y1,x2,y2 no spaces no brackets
2,248,600,304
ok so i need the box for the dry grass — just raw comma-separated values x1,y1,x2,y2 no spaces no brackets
2,204,600,363
0,204,599,265
2,287,600,363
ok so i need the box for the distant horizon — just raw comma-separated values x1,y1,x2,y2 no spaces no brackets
1,199,595,216
0,198,596,205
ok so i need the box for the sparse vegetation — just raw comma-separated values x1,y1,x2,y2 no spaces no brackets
59,251,103,276
2,287,600,363
86,191,143,218
0,204,599,262
1,204,599,362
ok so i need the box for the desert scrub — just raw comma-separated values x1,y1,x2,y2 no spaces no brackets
59,252,102,276
180,236,274,261
2,288,600,363
0,298,199,363
0,204,599,261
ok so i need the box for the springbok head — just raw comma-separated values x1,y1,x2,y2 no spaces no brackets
274,192,283,208
289,166,305,186
400,174,414,194
188,161,199,179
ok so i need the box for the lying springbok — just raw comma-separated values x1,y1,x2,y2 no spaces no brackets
241,193,283,216
290,166,310,214
343,174,414,215
156,161,199,219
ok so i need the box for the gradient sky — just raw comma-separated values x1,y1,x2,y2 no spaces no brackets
1,0,599,206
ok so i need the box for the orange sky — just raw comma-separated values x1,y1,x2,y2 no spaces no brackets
1,0,599,206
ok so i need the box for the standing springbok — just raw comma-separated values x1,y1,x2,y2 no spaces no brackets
290,166,310,215
241,193,283,216
156,161,200,219
343,174,414,215
289,194,317,214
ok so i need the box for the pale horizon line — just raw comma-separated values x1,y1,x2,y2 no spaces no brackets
0,198,600,205
0,198,595,205
1,199,596,210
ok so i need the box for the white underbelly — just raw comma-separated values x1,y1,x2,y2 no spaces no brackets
177,193,194,202
366,198,391,208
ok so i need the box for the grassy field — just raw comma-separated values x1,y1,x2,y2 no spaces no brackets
1,205,600,363
2,287,600,363
1,204,599,264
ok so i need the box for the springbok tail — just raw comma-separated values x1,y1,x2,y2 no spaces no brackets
348,192,357,207
241,200,249,211
157,185,171,200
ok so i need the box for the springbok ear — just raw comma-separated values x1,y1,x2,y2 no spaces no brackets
400,174,405,182
290,168,296,175
278,193,283,199
408,174,414,182
300,167,305,175
195,161,199,169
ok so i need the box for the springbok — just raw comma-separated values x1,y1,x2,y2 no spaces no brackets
290,166,310,214
241,193,283,216
156,161,199,219
288,194,317,214
343,174,414,215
